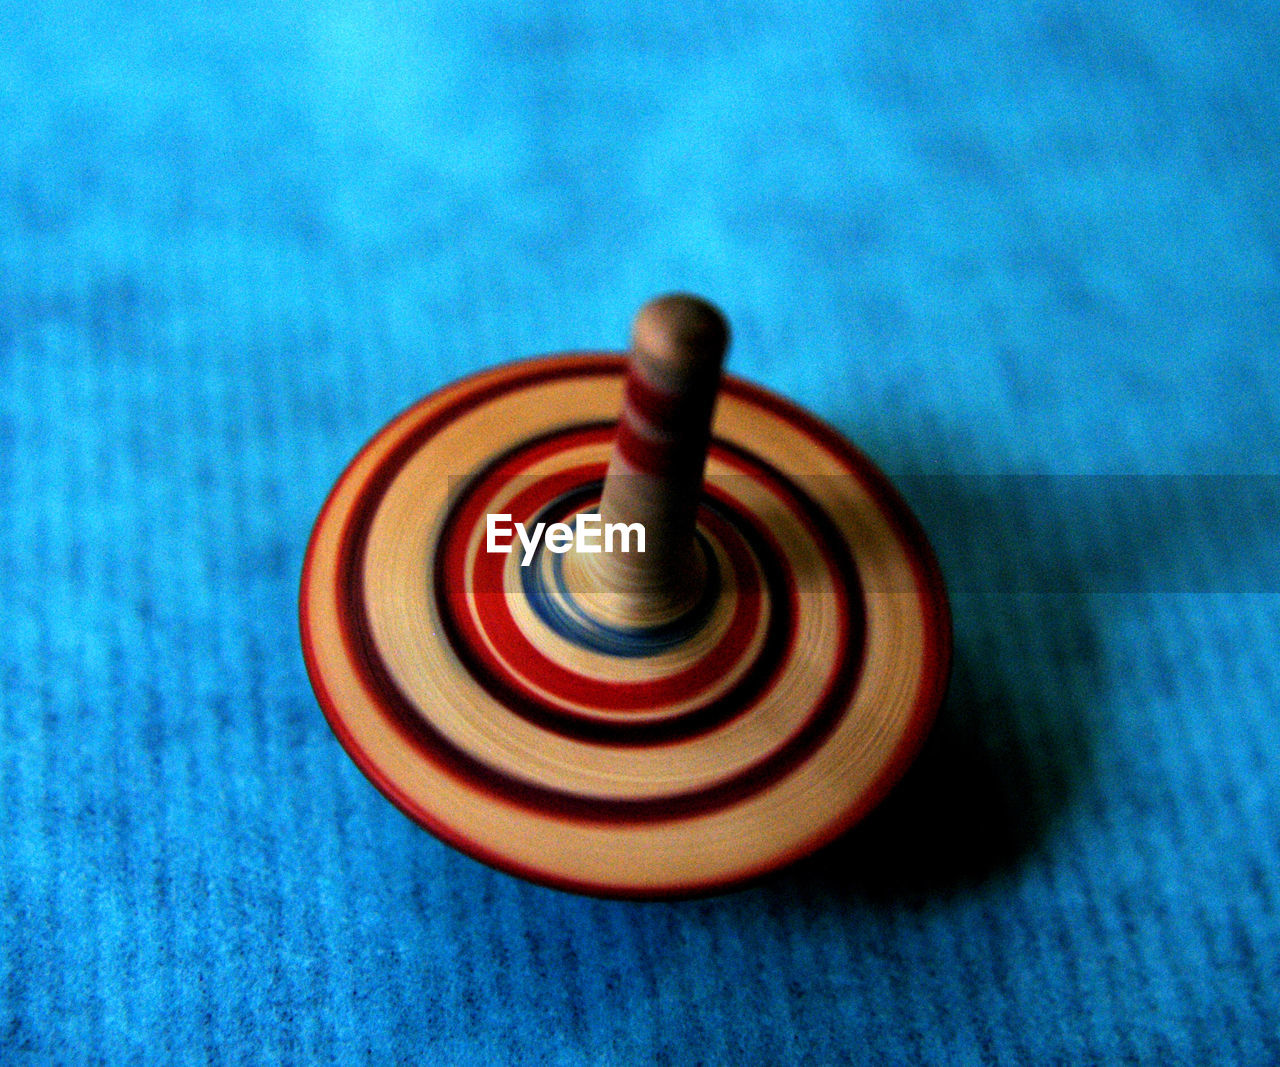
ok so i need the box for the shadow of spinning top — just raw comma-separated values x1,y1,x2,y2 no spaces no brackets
300,295,950,898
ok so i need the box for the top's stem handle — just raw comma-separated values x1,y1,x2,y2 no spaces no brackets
590,295,730,617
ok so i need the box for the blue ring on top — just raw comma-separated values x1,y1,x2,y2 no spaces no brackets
521,482,721,657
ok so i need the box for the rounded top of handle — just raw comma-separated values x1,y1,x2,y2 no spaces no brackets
630,294,730,392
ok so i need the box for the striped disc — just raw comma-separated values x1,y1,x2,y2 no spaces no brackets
300,353,950,897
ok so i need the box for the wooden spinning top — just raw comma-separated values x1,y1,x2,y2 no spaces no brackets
300,295,950,897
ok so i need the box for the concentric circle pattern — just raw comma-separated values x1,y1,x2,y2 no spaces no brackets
300,354,950,897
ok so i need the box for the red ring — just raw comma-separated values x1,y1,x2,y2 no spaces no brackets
441,451,765,714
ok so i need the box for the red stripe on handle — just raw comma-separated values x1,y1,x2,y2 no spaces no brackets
624,374,688,437
614,421,682,477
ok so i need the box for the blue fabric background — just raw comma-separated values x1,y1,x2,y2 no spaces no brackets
3,0,1278,1062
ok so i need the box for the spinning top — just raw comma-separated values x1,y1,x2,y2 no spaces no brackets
300,295,949,897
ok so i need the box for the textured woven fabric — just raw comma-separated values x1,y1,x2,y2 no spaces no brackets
3,0,1278,1062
